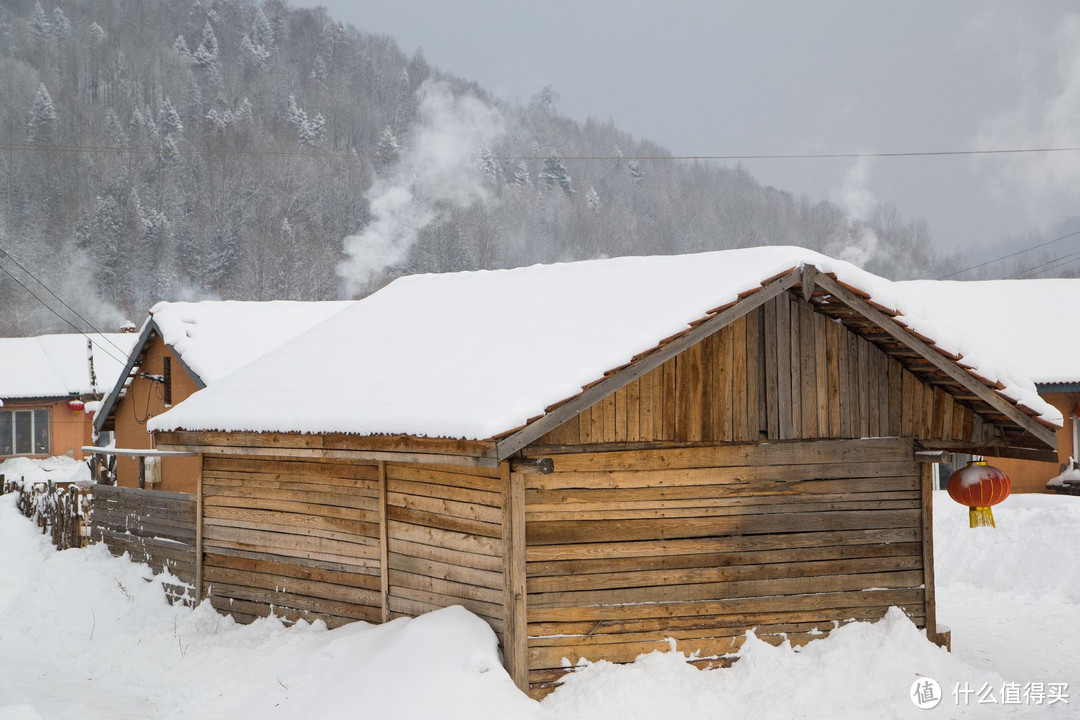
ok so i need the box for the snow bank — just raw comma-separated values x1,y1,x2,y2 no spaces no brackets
543,609,1001,720
0,456,90,488
149,247,1061,439
0,493,530,720
933,491,1080,604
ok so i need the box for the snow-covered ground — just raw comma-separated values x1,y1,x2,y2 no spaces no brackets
0,483,1077,719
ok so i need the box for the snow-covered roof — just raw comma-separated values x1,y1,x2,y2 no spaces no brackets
146,300,355,384
896,279,1080,386
148,247,1062,440
0,333,138,400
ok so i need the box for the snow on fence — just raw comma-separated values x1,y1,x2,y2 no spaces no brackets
90,485,198,606
0,475,90,551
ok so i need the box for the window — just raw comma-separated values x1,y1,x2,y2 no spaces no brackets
0,409,50,456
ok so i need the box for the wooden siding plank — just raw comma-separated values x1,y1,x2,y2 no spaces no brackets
764,297,780,439
789,295,803,438
775,294,793,439
729,320,746,442
799,298,818,437
503,465,528,691
921,462,938,641
814,311,830,437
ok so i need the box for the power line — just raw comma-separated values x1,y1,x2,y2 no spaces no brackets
1010,247,1080,279
936,228,1080,280
3,141,1080,162
0,252,130,366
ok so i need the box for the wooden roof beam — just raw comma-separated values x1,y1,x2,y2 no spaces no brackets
813,271,1058,450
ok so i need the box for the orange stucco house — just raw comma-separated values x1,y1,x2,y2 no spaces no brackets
897,278,1080,493
93,300,353,493
0,333,137,462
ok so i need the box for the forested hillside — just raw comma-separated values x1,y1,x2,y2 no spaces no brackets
0,0,938,335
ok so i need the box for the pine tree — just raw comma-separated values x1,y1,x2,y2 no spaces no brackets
310,54,328,86
88,22,106,43
394,68,413,130
103,109,127,147
25,83,57,143
375,125,400,173
586,186,601,211
513,160,531,187
50,7,71,41
479,146,502,184
285,96,324,146
159,98,183,136
29,2,50,44
540,152,574,196
251,8,274,49
193,21,219,70
240,10,274,70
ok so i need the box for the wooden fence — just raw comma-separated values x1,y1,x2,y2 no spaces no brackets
0,475,90,550
91,484,198,605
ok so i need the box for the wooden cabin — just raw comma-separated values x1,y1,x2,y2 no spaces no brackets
0,333,136,461
897,279,1080,492
149,249,1059,697
93,300,352,492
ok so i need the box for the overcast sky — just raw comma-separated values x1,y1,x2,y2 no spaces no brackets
296,0,1080,254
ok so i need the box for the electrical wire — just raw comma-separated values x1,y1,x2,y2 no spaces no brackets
1009,248,1080,279
3,141,1080,161
0,259,130,366
0,245,135,362
936,228,1080,280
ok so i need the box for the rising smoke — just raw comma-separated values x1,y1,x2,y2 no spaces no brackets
829,157,879,268
337,81,506,295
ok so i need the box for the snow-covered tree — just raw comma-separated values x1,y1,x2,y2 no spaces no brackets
540,152,574,196
310,54,328,85
374,124,400,173
513,160,531,187
157,98,182,136
50,7,71,41
29,2,50,44
193,21,218,70
285,95,324,147
25,84,57,143
586,186,601,211
240,10,274,70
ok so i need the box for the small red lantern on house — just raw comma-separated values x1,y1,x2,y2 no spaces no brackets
946,459,1011,529
68,399,85,415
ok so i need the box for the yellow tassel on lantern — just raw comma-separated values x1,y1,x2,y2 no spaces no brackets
968,506,996,529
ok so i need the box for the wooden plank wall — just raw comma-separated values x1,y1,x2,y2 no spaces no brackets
521,437,927,695
537,291,985,446
196,455,510,641
385,461,507,640
200,455,383,627
91,484,197,603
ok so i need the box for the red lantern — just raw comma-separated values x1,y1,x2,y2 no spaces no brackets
68,399,85,415
947,460,1011,529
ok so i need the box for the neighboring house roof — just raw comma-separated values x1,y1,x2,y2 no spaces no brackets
896,279,1079,387
94,300,355,432
148,246,1062,444
0,333,137,401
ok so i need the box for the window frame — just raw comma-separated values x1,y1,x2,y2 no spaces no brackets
0,407,51,456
